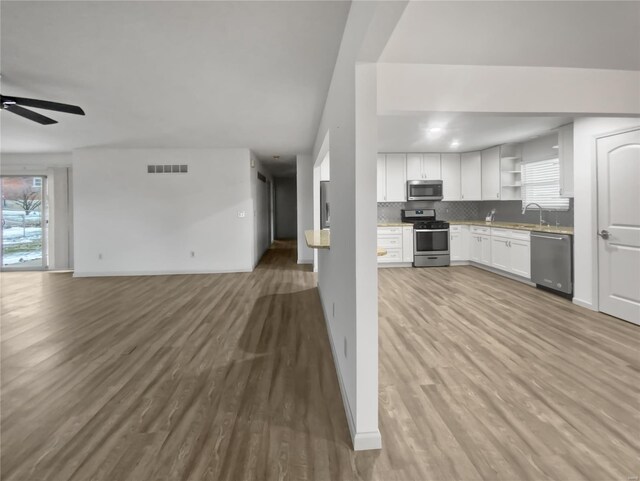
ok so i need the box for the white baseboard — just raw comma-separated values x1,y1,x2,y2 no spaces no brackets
317,284,380,451
297,258,313,265
573,298,596,311
353,431,382,451
377,262,412,269
73,267,253,278
468,262,535,286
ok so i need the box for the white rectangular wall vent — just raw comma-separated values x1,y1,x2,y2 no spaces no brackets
147,165,188,174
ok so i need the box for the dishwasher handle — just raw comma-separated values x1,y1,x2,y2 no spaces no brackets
531,233,567,241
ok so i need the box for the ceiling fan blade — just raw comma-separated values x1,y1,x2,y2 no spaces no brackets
4,104,58,125
1,95,85,115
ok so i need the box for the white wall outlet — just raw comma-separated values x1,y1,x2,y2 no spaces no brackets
238,211,246,218
343,337,347,358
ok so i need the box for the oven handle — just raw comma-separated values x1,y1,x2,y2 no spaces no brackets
414,229,450,233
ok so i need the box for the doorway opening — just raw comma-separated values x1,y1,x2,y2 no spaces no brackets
0,175,48,270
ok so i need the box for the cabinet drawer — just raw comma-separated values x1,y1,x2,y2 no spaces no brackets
378,248,402,262
471,225,491,235
491,227,511,238
378,227,402,235
450,225,462,232
377,235,402,248
510,230,531,241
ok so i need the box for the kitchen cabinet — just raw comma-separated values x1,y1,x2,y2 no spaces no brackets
441,153,461,201
377,154,406,202
450,225,469,261
489,228,531,279
406,153,441,180
402,226,414,262
460,151,482,200
377,226,412,264
481,146,501,200
558,124,574,198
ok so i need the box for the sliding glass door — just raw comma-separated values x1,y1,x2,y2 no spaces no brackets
0,176,48,270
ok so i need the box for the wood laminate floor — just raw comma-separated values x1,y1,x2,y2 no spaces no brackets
1,241,639,481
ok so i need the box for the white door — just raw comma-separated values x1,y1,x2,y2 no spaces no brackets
510,239,531,279
491,236,511,271
385,154,407,202
377,154,386,202
441,153,461,201
461,151,482,200
406,154,423,180
423,153,441,180
597,129,640,324
481,146,501,200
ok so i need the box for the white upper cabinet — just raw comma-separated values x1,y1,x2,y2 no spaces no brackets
481,146,501,200
558,124,574,198
460,151,482,200
379,153,407,202
423,153,441,180
406,154,423,180
377,154,386,202
441,153,461,201
406,153,441,180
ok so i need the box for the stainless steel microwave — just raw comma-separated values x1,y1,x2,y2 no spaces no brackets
407,180,443,201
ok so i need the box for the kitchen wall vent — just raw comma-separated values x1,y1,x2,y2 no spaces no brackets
147,165,188,174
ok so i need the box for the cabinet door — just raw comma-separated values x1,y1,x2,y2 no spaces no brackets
377,154,386,202
441,153,461,201
469,235,481,262
510,239,531,279
491,236,511,271
406,154,423,180
385,154,407,202
423,153,441,180
402,227,414,262
481,146,501,200
461,151,482,200
450,232,462,261
480,236,492,265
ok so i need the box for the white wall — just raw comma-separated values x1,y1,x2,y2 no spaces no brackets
73,148,256,276
573,118,640,310
377,64,640,115
310,1,408,451
0,153,74,270
296,154,313,264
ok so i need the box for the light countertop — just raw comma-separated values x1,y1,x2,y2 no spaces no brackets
377,222,413,227
305,230,388,256
449,220,574,235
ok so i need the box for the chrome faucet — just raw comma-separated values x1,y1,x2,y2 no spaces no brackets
522,202,546,227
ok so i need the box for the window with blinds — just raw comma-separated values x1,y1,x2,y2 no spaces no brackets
521,158,569,211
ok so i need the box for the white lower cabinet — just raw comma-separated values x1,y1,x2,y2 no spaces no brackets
402,226,414,263
489,228,531,279
377,226,413,264
450,225,469,261
469,226,491,266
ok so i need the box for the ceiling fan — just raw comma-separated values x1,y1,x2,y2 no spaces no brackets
1,94,85,125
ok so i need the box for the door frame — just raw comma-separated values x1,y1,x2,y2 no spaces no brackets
594,126,640,314
0,174,49,271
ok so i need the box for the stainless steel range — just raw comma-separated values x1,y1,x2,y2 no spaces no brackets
401,209,450,267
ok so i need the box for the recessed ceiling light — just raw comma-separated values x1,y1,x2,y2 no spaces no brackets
450,140,460,148
552,145,559,149
428,127,444,134
273,155,280,160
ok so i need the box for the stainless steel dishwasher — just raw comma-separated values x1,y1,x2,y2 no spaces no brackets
531,232,573,295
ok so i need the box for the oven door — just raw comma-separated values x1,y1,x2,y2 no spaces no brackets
414,229,450,255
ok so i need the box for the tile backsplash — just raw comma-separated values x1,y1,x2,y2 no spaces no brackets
378,199,574,226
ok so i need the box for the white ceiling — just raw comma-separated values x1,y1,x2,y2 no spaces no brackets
0,1,350,176
381,1,640,70
378,114,573,153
